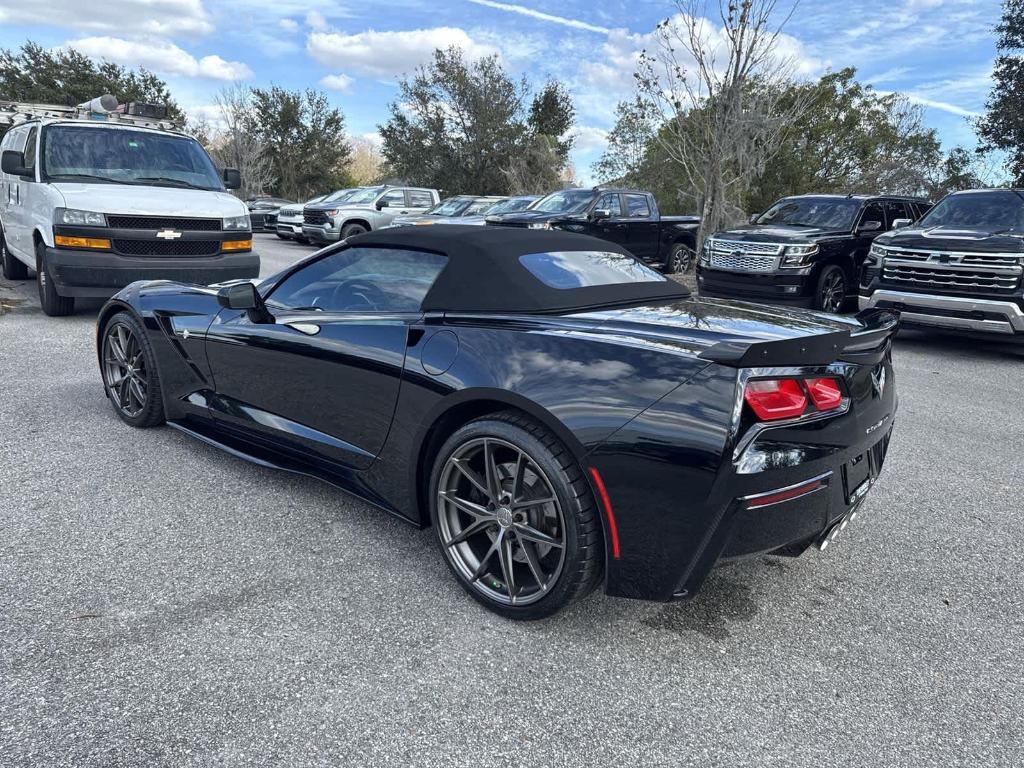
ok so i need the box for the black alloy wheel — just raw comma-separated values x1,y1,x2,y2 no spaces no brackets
341,222,368,240
430,413,602,619
35,241,74,316
1,231,28,280
815,265,847,313
101,312,165,427
665,243,695,274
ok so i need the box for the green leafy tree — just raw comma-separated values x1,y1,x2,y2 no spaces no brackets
978,0,1024,184
0,41,182,139
379,47,574,194
592,98,658,186
248,85,352,200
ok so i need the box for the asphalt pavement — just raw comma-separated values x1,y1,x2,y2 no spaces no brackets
1,233,1022,767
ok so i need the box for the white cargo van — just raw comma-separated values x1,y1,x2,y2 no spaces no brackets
0,97,259,316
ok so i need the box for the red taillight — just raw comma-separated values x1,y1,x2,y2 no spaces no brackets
745,478,825,509
806,377,843,411
743,379,807,421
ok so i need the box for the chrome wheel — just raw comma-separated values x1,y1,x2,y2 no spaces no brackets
436,437,566,606
819,269,846,313
102,322,149,418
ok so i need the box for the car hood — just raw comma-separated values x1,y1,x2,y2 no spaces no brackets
53,183,247,218
711,224,849,243
875,225,1024,254
304,200,375,213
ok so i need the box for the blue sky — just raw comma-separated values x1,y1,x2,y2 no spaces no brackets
0,0,1002,184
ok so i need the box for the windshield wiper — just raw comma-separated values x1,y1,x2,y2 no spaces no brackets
48,173,118,184
133,177,208,190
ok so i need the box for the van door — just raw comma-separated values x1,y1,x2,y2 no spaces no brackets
0,126,28,258
14,126,39,259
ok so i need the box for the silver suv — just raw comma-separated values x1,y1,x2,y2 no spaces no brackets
302,185,439,244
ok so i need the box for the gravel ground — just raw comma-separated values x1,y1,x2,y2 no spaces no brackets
1,234,1022,767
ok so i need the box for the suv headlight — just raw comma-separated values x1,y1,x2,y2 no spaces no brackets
869,243,888,259
528,222,551,230
223,214,251,231
55,208,106,226
779,243,819,268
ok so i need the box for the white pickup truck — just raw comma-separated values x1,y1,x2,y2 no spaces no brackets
0,96,258,316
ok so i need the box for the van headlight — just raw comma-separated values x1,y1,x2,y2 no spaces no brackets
223,214,251,231
779,243,819,268
55,208,106,226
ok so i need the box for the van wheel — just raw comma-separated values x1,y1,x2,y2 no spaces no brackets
1,231,28,280
814,265,847,313
664,243,695,274
341,222,368,240
36,242,74,317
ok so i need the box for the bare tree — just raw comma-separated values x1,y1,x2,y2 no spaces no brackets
636,0,815,244
348,136,384,184
206,84,275,199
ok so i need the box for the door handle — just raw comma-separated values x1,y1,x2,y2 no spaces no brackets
286,322,321,335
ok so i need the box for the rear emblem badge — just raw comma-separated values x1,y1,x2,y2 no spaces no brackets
871,365,886,397
157,229,182,240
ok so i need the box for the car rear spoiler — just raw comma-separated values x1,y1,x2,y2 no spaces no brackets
697,309,900,368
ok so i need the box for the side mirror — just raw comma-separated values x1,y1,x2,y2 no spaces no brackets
1,150,31,178
891,218,912,230
859,220,882,233
217,282,273,323
222,168,241,190
591,208,611,221
375,200,389,210
748,213,760,224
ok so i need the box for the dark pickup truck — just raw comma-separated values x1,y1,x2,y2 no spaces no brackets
488,187,701,273
697,194,931,312
859,188,1024,339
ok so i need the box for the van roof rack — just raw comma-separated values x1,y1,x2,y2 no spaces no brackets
0,95,180,132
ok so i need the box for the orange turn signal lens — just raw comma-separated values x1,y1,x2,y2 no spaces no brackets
221,239,252,252
54,235,111,250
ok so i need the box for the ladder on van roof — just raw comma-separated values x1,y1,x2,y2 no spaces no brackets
0,95,180,132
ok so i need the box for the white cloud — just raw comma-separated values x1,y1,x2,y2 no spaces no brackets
884,92,982,118
0,0,213,37
571,125,609,152
466,0,609,34
307,27,498,78
306,10,329,31
278,18,299,33
319,73,355,93
65,37,253,81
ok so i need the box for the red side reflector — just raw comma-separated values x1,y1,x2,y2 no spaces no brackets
588,467,620,560
806,377,843,411
745,478,824,509
743,378,808,421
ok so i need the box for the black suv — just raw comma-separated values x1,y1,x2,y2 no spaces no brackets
859,188,1024,339
489,187,701,273
697,194,931,312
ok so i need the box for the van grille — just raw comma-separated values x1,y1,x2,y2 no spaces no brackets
107,216,221,231
113,240,221,257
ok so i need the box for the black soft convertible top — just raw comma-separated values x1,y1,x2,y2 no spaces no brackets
347,224,688,314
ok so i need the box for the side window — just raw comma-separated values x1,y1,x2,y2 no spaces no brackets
624,193,652,218
859,202,885,231
379,189,406,208
884,200,909,228
595,193,622,217
267,247,448,313
408,190,435,208
22,128,38,175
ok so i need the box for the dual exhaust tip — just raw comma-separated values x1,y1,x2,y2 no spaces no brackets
817,507,859,551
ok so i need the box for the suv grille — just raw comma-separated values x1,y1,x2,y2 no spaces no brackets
263,213,277,227
107,216,221,231
304,210,329,225
113,240,221,257
881,248,1023,294
706,239,783,272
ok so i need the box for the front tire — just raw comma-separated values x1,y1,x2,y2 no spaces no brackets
100,311,166,428
814,264,847,313
2,231,28,280
35,241,74,316
429,412,602,620
664,242,695,274
341,222,368,240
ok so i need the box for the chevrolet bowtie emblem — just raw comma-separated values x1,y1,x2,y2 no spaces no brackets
871,365,886,398
157,229,182,240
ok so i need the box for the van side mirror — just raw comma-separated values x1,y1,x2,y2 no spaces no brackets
891,218,912,230
217,282,273,322
223,168,241,190
1,150,31,178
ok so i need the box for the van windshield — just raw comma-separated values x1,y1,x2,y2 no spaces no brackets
42,125,223,190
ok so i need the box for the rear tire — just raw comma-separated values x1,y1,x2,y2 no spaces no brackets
100,311,166,428
35,241,74,316
1,231,28,280
429,412,602,620
664,242,695,274
341,222,368,240
814,264,847,313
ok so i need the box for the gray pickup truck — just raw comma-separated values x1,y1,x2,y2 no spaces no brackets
302,185,440,244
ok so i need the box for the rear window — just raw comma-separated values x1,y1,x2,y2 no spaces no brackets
519,251,667,289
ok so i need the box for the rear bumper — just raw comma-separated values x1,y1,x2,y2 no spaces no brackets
45,247,260,298
859,289,1024,335
697,265,816,305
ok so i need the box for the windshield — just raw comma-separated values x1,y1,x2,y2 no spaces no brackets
342,186,385,204
487,197,536,215
918,191,1024,231
42,125,223,190
427,197,475,217
323,188,360,202
756,197,861,229
532,189,596,214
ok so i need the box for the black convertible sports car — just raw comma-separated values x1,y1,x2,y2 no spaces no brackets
96,226,899,619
